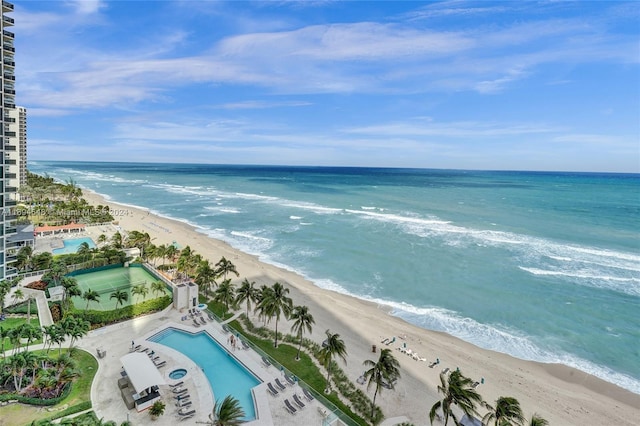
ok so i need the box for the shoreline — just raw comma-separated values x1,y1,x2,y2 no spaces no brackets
81,188,640,425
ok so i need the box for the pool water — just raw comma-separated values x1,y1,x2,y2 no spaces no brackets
169,368,187,380
149,328,260,420
52,237,96,255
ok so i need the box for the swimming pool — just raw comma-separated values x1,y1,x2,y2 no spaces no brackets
52,237,96,255
148,328,260,420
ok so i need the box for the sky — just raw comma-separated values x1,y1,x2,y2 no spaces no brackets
12,0,640,172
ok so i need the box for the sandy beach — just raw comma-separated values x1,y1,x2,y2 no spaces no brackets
82,189,640,425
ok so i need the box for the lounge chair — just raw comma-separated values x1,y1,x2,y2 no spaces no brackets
178,408,196,416
139,347,149,353
284,399,297,415
174,393,190,400
380,337,389,344
275,378,287,390
192,320,201,327
199,317,207,325
179,412,195,421
207,313,215,321
169,381,184,388
150,355,160,361
132,344,141,351
241,340,250,350
261,356,271,367
385,337,395,345
176,400,192,408
441,367,450,375
285,375,296,386
266,382,279,396
222,325,230,334
172,387,187,394
293,394,306,409
156,361,167,369
356,375,366,385
472,381,480,389
302,387,315,401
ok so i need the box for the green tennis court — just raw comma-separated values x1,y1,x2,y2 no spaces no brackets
70,266,171,311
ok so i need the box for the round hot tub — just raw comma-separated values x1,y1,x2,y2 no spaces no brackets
197,303,207,310
169,368,187,380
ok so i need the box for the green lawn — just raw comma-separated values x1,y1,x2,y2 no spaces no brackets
0,348,97,426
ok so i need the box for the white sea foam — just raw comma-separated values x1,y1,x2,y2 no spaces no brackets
204,206,241,214
290,216,303,220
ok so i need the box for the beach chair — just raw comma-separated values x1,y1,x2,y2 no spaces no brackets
356,375,366,385
192,320,201,328
172,386,187,394
169,381,184,388
261,356,271,367
381,337,389,344
178,408,196,417
293,394,306,409
241,340,250,350
275,378,287,390
472,381,480,389
176,399,192,408
199,317,207,325
385,337,395,345
179,412,195,421
284,399,297,415
266,382,279,396
174,393,190,400
156,361,167,368
207,313,215,321
441,367,450,375
302,387,315,401
285,375,296,386
132,344,141,351
222,324,230,334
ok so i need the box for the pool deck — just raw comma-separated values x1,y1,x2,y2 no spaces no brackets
77,306,332,425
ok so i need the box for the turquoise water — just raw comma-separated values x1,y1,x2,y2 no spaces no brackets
52,237,96,255
148,328,260,420
30,161,640,394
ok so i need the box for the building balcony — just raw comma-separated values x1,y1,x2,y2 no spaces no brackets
3,60,14,67
2,43,14,53
3,74,14,81
4,132,15,138
3,116,14,122
4,199,15,206
5,227,16,235
3,89,14,95
2,15,13,26
2,1,14,12
2,30,14,39
5,186,16,193
3,103,14,109
4,158,15,165
4,172,15,178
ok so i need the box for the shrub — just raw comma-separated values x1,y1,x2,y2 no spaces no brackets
73,296,171,327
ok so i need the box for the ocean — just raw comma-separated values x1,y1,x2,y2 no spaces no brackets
28,161,640,394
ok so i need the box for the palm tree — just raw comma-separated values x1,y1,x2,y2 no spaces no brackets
318,329,347,393
110,290,128,309
207,395,245,426
213,279,237,317
483,396,525,426
235,278,258,317
111,231,123,249
76,242,92,260
21,324,42,353
11,288,24,307
0,325,8,358
195,260,217,297
131,284,149,303
529,413,549,426
290,305,314,360
258,282,292,348
82,289,100,311
97,234,107,246
151,281,166,298
363,348,401,418
429,369,483,426
215,257,239,281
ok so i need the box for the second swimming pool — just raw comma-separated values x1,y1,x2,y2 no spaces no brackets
148,328,260,420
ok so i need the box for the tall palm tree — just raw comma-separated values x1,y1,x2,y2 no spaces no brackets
483,396,525,426
363,348,401,418
110,290,128,310
111,231,123,249
97,234,107,246
195,260,217,297
151,281,166,298
76,242,92,260
207,395,246,426
258,282,292,348
529,413,549,426
215,257,239,281
235,278,258,317
429,369,483,426
82,289,100,311
11,288,24,307
318,329,347,393
21,324,42,353
131,284,149,303
213,279,237,316
290,305,314,361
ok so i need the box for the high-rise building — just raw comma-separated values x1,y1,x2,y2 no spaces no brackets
6,106,26,191
1,0,17,279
